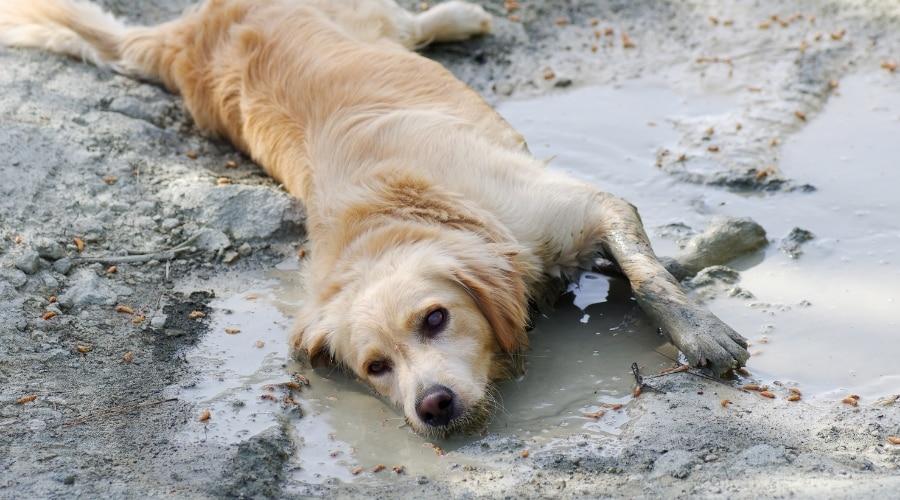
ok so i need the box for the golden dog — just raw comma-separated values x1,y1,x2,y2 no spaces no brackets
0,0,749,436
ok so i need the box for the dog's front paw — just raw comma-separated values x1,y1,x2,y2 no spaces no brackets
663,305,750,375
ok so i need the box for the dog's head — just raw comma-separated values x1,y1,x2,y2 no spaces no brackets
291,228,529,437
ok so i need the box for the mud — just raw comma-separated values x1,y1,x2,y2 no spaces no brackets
2,0,899,498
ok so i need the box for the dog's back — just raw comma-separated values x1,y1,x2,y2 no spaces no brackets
0,0,522,200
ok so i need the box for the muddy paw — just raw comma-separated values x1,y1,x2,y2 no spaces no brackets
664,305,750,375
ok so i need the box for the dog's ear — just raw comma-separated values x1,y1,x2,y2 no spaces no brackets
290,310,333,368
452,247,529,354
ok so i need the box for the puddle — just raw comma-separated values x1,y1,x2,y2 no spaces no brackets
173,73,899,485
498,74,900,399
174,264,673,481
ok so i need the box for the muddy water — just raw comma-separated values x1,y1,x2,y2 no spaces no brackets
498,74,900,399
174,262,673,480
174,73,899,483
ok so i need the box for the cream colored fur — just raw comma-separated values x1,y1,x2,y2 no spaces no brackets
0,0,750,436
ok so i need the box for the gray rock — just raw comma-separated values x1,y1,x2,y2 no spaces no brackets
779,227,815,259
159,182,305,240
194,228,231,253
237,242,252,257
150,314,167,329
15,250,42,274
223,251,240,264
73,220,104,242
33,238,65,260
1,268,28,287
160,218,181,231
52,258,74,275
34,271,59,291
58,269,130,308
675,216,768,278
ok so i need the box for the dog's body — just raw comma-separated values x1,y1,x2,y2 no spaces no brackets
1,0,749,436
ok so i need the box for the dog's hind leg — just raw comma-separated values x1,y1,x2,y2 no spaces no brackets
412,1,492,44
587,193,750,375
326,0,491,49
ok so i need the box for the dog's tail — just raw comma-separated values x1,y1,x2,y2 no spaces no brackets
0,0,166,79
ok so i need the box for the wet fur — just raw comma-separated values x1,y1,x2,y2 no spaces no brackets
1,0,750,435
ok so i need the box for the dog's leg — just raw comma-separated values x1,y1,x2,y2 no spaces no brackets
589,193,750,375
413,1,493,44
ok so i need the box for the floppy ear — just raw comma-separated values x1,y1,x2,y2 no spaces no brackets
289,308,333,368
452,249,530,354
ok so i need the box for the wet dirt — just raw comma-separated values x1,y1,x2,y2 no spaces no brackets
3,0,900,498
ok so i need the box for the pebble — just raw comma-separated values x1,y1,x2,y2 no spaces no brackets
161,218,181,231
237,242,252,256
15,250,42,274
1,268,28,287
150,315,167,329
58,269,127,308
223,251,240,264
194,228,231,253
35,271,59,291
33,238,65,260
52,258,73,275
165,328,185,337
703,453,719,462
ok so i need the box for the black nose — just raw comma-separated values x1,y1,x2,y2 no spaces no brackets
416,385,457,427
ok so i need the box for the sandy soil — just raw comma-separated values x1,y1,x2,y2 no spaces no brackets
1,0,899,498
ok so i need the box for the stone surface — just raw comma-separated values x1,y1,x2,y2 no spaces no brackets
33,238,66,260
58,269,130,308
15,250,42,274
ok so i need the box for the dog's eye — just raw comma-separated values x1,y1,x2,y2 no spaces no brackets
422,307,448,337
367,359,391,376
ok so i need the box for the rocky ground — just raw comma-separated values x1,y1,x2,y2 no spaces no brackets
1,0,899,498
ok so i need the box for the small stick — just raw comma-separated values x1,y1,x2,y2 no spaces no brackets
632,362,665,395
647,350,740,391
75,234,200,264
